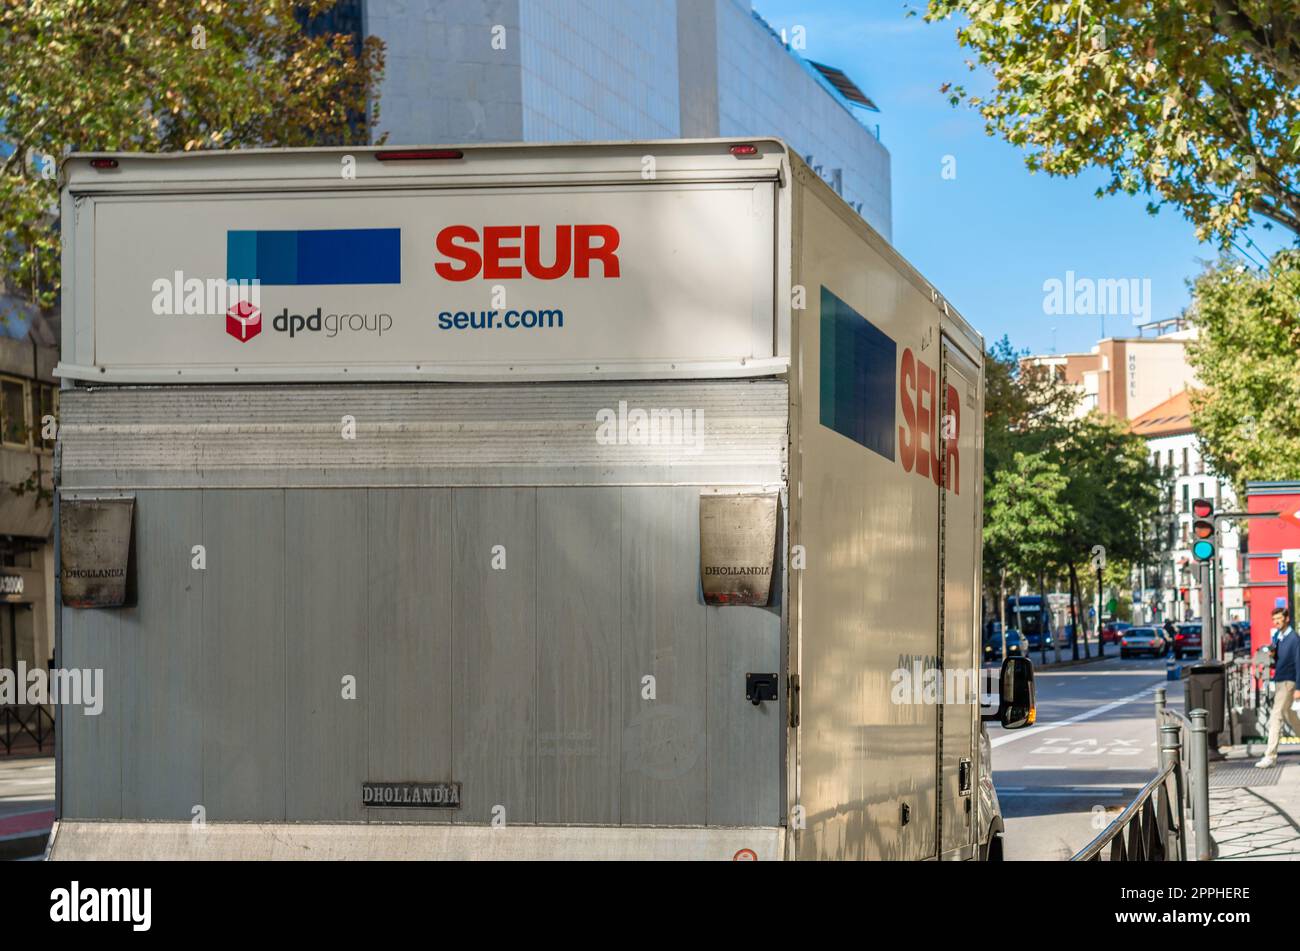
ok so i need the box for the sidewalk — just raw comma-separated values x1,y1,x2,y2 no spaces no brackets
1208,751,1300,860
0,753,55,860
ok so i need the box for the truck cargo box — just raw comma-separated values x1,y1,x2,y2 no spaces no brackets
52,139,1001,860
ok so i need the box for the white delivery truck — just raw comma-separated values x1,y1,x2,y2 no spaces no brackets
49,139,1033,861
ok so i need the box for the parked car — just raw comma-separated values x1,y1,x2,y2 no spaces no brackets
984,627,1028,662
1101,621,1132,644
1119,627,1168,659
1172,623,1202,660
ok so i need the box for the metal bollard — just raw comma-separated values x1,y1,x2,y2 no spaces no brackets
1159,722,1187,860
1155,687,1167,770
1159,722,1182,774
1189,709,1213,861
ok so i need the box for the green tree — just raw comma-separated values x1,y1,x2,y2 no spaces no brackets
923,0,1300,243
983,337,1166,657
986,451,1073,581
984,449,1073,652
1186,249,1300,491
984,337,1079,485
0,0,386,319
1053,414,1166,654
1057,416,1164,569
983,337,1079,601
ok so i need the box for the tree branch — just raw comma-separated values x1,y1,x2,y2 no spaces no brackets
1210,2,1300,88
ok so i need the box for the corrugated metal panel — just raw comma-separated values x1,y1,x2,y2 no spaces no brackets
120,490,202,820
60,484,784,829
58,381,787,488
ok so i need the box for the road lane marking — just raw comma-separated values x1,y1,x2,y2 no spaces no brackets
990,681,1165,748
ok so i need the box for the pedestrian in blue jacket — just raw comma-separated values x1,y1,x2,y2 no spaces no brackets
1258,607,1300,768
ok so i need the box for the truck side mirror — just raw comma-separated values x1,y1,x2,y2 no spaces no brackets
983,656,1036,730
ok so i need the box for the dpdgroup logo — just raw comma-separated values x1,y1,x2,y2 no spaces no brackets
217,226,401,345
226,301,262,342
271,307,392,338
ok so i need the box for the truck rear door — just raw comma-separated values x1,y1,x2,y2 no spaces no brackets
938,340,981,856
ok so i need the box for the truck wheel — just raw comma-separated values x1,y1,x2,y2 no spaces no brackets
980,831,1004,862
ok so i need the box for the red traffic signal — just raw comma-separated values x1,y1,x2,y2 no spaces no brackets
1192,498,1213,519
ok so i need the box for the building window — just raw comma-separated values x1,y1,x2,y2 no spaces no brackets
1181,447,1189,476
1181,484,1189,513
0,376,29,447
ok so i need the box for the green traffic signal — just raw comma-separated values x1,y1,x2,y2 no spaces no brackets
1192,498,1216,562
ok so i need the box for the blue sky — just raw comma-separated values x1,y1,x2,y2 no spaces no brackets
753,0,1293,357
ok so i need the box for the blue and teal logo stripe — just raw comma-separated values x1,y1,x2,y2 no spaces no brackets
227,228,401,285
819,286,897,461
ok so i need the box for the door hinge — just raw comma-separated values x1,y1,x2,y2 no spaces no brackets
788,673,800,728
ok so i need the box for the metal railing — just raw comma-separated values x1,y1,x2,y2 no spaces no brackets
1071,688,1212,861
1227,653,1281,745
0,704,55,755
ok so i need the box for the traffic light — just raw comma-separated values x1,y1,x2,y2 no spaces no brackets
1192,498,1215,562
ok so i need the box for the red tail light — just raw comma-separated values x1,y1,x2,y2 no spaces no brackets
730,143,759,157
375,149,464,161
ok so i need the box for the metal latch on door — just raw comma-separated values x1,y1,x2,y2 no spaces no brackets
745,672,778,706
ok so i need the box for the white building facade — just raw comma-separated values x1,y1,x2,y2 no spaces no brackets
360,0,893,238
1133,395,1244,625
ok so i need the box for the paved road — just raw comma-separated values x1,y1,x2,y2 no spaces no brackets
0,754,54,860
988,653,1185,861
